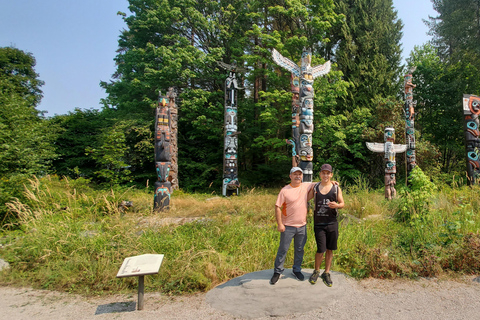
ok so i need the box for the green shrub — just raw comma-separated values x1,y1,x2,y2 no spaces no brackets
396,166,437,222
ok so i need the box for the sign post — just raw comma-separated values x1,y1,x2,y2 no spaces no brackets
117,254,164,310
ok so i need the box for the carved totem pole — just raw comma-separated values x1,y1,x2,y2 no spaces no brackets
404,67,417,184
462,94,480,184
272,48,331,182
218,62,246,196
154,88,177,210
366,127,407,199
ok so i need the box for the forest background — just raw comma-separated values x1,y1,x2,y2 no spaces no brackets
1,0,479,223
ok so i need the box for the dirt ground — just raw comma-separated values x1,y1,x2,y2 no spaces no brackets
2,270,480,320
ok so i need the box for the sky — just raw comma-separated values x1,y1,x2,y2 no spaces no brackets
1,0,437,116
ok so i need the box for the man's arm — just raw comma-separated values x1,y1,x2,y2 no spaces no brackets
275,205,285,232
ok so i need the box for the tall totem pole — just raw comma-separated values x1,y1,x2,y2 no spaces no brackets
272,48,331,182
404,67,417,184
154,88,177,211
217,62,246,196
462,94,480,184
366,127,407,199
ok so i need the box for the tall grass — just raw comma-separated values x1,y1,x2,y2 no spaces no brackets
0,174,479,296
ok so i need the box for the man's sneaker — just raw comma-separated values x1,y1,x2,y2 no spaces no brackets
292,270,305,281
309,270,320,284
270,273,281,285
321,272,333,287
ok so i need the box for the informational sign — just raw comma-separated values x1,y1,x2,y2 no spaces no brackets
116,254,164,278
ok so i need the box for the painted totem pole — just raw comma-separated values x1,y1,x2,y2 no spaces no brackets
366,127,407,199
404,67,417,183
154,88,177,210
462,94,480,184
272,48,331,182
217,61,246,196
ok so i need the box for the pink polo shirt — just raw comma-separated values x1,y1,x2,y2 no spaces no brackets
275,182,313,228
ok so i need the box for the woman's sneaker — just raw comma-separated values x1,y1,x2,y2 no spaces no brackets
321,272,333,287
309,270,320,284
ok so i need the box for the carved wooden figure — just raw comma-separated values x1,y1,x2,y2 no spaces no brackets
404,67,417,184
272,48,331,182
462,94,480,184
154,89,177,211
366,127,407,200
218,61,246,196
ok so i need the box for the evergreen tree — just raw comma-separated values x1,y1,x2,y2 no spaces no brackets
322,0,404,182
419,0,480,174
102,0,348,190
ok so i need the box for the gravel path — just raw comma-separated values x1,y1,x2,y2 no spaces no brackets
1,271,480,320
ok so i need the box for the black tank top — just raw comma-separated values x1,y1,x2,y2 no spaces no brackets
314,183,338,225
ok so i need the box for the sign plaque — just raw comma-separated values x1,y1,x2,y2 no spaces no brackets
117,254,164,310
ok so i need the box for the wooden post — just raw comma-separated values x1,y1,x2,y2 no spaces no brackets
138,275,145,310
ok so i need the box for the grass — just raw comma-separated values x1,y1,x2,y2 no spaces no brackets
0,174,480,296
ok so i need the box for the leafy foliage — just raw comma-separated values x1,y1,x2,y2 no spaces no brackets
396,166,437,222
0,47,57,222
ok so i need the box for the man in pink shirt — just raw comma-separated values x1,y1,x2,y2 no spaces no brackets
270,167,315,284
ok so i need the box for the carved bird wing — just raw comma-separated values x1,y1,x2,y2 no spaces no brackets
272,49,301,77
217,61,234,71
217,61,247,73
366,142,385,153
393,144,407,153
312,61,331,79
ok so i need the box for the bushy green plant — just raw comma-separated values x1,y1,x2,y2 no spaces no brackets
396,166,437,222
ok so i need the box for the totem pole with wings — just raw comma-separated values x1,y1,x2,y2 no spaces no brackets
366,127,407,199
272,48,331,182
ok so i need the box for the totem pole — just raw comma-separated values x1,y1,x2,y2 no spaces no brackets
366,127,407,200
217,61,246,196
272,48,331,182
154,88,177,211
462,94,480,184
404,67,417,184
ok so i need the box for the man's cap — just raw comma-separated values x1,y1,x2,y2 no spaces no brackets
320,164,333,172
290,167,303,174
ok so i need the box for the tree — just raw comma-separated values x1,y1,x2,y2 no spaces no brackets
50,109,112,178
427,0,480,61
0,47,57,222
0,47,56,177
421,0,480,175
0,47,44,106
101,0,348,190
407,44,470,174
319,0,404,183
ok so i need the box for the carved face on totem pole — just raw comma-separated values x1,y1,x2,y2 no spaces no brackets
154,91,174,211
225,107,237,132
384,128,396,173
